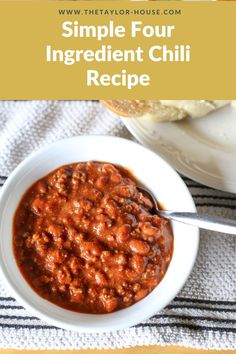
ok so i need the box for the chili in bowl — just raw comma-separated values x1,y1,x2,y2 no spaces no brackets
13,161,173,314
0,136,199,332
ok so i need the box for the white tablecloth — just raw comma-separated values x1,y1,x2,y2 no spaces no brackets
0,101,235,349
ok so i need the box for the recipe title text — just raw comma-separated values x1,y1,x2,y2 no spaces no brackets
46,21,191,90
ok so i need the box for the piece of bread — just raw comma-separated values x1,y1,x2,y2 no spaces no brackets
101,100,230,122
101,100,188,122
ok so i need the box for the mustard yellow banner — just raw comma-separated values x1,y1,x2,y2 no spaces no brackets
0,1,235,99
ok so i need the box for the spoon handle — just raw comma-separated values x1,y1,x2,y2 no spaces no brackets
158,211,236,235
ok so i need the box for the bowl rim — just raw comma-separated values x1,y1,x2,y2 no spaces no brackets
0,135,199,332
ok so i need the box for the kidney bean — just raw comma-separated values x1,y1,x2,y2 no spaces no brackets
139,222,160,238
103,199,118,219
95,175,108,189
130,254,147,273
114,185,136,198
113,253,127,265
102,163,118,174
129,239,150,255
31,198,46,215
116,224,131,243
110,173,122,184
68,256,81,274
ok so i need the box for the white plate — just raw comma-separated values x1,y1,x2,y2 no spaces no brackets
122,105,236,193
0,136,199,332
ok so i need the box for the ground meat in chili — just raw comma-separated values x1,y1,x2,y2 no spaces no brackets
13,161,173,314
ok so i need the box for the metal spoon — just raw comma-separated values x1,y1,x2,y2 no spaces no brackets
138,186,236,235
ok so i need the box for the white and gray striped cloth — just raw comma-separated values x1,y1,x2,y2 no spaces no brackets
0,101,235,350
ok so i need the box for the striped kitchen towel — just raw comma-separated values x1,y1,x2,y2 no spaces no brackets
0,100,235,350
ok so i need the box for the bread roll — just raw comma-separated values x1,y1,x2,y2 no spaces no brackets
101,100,230,122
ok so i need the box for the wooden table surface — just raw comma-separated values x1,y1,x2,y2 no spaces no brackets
0,347,233,353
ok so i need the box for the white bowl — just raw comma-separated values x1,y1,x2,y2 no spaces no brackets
0,136,199,332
